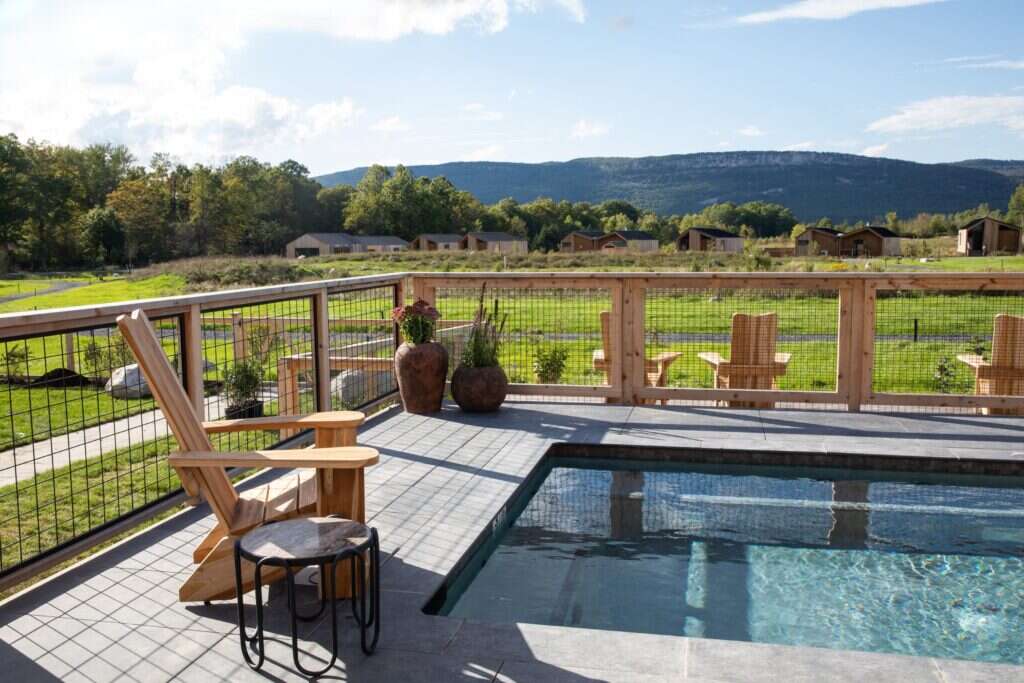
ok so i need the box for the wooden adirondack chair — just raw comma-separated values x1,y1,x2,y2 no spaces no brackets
698,313,791,409
956,314,1024,416
592,311,682,405
116,309,379,602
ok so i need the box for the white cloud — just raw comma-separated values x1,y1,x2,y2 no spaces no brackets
738,0,946,24
782,141,817,151
961,59,1024,70
570,119,610,138
370,115,411,133
861,143,890,157
867,95,1024,134
0,1,581,165
738,125,765,137
941,54,1001,64
462,143,505,161
462,103,504,122
514,0,586,23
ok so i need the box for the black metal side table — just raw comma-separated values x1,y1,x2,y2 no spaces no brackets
233,516,380,676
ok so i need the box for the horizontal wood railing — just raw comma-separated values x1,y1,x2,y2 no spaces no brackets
2,269,1023,587
408,272,1024,412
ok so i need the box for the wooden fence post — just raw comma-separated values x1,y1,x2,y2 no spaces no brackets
620,278,646,405
838,281,865,412
859,281,877,408
182,304,205,417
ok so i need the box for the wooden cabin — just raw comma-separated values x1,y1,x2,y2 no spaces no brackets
560,230,605,252
839,226,901,258
676,227,744,253
286,233,408,257
794,228,843,256
957,217,1022,256
285,233,358,258
413,234,463,251
598,230,660,252
462,232,528,254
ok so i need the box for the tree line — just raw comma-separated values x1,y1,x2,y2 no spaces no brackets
2,133,1023,271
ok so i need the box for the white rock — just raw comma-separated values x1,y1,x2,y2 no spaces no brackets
105,364,151,399
330,369,395,407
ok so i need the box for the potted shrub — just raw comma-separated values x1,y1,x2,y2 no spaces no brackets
223,359,264,419
533,343,569,384
452,287,508,413
393,299,447,414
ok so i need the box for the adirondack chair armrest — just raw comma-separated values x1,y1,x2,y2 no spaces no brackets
697,352,727,368
955,354,989,369
202,411,364,435
650,352,683,365
774,353,792,366
169,446,379,470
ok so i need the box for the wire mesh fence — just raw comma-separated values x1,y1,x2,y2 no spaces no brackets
433,286,613,387
0,317,182,574
872,288,1024,398
645,287,841,393
200,297,315,452
326,285,399,411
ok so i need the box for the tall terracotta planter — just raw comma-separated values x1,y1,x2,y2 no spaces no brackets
394,342,448,414
451,366,508,413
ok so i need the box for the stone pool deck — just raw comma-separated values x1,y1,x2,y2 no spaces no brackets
2,402,1023,682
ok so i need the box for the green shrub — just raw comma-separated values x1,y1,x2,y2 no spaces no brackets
223,359,263,407
533,344,570,383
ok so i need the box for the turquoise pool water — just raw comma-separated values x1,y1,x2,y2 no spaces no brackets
434,458,1024,664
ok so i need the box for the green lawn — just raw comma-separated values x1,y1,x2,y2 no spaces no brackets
0,274,184,314
0,278,91,300
0,385,156,451
0,429,278,572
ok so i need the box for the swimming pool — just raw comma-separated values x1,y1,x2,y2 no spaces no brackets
429,457,1024,664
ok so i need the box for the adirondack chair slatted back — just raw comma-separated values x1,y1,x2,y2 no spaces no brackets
727,313,778,391
730,313,778,366
117,310,240,523
991,314,1024,393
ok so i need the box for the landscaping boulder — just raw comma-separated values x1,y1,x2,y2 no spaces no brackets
105,364,152,399
330,369,395,408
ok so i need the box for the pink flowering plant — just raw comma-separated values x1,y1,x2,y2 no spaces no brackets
392,299,441,344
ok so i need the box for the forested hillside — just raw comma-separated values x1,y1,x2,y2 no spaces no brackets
318,152,1018,222
2,132,1022,272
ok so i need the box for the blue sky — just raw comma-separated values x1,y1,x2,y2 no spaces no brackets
2,0,1024,174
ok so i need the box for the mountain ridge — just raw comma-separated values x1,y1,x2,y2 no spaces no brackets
315,151,1021,222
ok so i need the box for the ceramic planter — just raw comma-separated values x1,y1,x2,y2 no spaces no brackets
394,341,448,414
451,366,508,413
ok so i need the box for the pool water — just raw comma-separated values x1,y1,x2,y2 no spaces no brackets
433,458,1024,664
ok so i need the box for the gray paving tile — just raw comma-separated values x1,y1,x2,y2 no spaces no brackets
686,638,942,683
932,657,1024,683
444,621,687,676
495,658,674,682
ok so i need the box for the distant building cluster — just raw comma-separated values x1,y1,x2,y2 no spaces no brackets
285,217,1023,259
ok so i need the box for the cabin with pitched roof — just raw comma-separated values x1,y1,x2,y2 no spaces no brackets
957,217,1022,256
462,232,528,254
285,233,358,258
839,226,901,257
795,227,843,256
559,230,605,252
413,234,464,251
598,230,660,252
676,227,744,253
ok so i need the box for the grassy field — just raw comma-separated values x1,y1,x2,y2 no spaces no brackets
0,429,278,574
0,274,183,314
